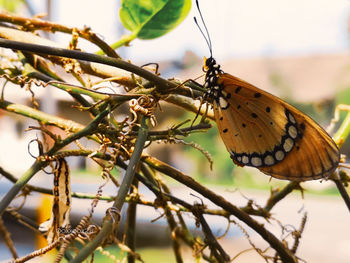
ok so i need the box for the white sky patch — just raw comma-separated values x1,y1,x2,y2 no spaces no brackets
29,0,350,61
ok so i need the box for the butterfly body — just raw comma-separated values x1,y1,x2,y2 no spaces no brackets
204,57,340,181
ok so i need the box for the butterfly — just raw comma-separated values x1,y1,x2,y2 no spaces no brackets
195,1,340,181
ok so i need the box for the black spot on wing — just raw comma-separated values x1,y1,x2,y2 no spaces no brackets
229,109,300,168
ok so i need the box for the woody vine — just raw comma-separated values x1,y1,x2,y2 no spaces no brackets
0,1,350,263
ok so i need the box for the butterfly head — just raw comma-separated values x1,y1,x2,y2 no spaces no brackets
204,56,216,69
203,57,224,100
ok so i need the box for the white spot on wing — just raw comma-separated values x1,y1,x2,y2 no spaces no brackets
275,150,285,161
288,112,296,124
283,138,294,152
288,125,298,139
242,155,249,164
264,155,275,165
219,97,228,109
251,157,262,167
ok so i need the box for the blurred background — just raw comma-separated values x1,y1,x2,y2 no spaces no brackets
0,0,350,262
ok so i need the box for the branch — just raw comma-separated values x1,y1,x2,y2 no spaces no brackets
333,178,350,213
264,182,301,212
165,94,215,121
142,156,298,263
0,12,119,58
0,26,140,88
129,122,212,139
0,109,109,215
125,180,138,263
0,160,45,215
0,39,198,97
333,111,350,148
193,209,230,263
47,108,109,155
0,166,113,201
0,99,85,133
69,115,149,263
0,216,18,259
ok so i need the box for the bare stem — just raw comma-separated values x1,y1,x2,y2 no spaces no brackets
143,156,298,263
0,166,113,200
333,179,350,213
264,182,300,212
69,115,149,263
0,109,108,215
0,160,45,216
125,179,138,263
0,12,119,58
0,99,85,133
0,39,179,92
0,216,18,259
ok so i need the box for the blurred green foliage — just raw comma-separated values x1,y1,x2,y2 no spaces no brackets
0,0,23,12
335,86,350,119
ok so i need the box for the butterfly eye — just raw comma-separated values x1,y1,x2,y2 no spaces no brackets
206,57,215,67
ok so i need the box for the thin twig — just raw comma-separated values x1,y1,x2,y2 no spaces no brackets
333,179,350,213
0,99,85,134
125,179,138,263
0,161,45,216
155,177,184,263
11,239,60,263
0,166,113,201
291,213,307,254
193,209,230,263
0,216,18,259
4,210,40,233
0,109,109,215
264,182,301,212
142,155,298,263
0,39,193,96
0,12,119,58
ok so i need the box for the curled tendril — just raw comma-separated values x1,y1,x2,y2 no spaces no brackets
0,73,49,88
106,207,121,223
141,62,159,75
129,95,158,126
27,138,44,159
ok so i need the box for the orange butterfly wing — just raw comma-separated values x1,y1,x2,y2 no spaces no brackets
214,73,339,181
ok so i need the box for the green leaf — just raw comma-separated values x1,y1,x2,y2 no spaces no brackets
119,0,191,40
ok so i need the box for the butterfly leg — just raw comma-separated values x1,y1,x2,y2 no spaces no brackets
327,104,350,133
141,62,159,75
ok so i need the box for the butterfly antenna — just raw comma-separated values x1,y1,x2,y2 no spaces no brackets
194,0,213,57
